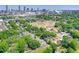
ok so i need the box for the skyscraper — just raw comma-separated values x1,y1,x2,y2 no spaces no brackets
31,8,33,11
23,6,26,11
6,5,8,12
18,5,21,11
37,8,39,11
26,8,29,11
42,9,46,12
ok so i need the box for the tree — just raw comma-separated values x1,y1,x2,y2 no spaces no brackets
8,20,19,29
40,31,56,39
23,35,40,50
0,41,9,53
16,39,26,53
55,22,61,27
58,46,67,53
8,29,18,36
0,30,8,39
67,47,75,53
70,30,79,38
61,24,72,32
36,14,53,20
44,46,53,53
28,39,40,50
19,19,26,24
61,36,70,48
50,42,57,53
0,29,18,40
23,35,33,43
69,39,79,50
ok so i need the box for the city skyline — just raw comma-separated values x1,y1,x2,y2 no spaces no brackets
0,5,79,10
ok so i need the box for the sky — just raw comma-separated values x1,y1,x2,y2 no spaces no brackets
0,5,79,10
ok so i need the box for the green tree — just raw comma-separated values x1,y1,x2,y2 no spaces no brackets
69,39,79,50
0,30,8,39
16,39,26,53
8,20,19,29
44,46,53,53
36,14,53,20
0,41,9,53
0,29,18,40
23,35,33,43
28,39,40,50
67,47,75,53
70,30,79,38
61,36,70,48
19,19,26,24
50,42,57,53
40,31,56,39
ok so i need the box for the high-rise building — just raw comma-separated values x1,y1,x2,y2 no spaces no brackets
26,8,29,11
6,5,8,12
23,6,26,11
42,9,46,12
31,8,33,11
37,8,39,11
18,5,21,11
